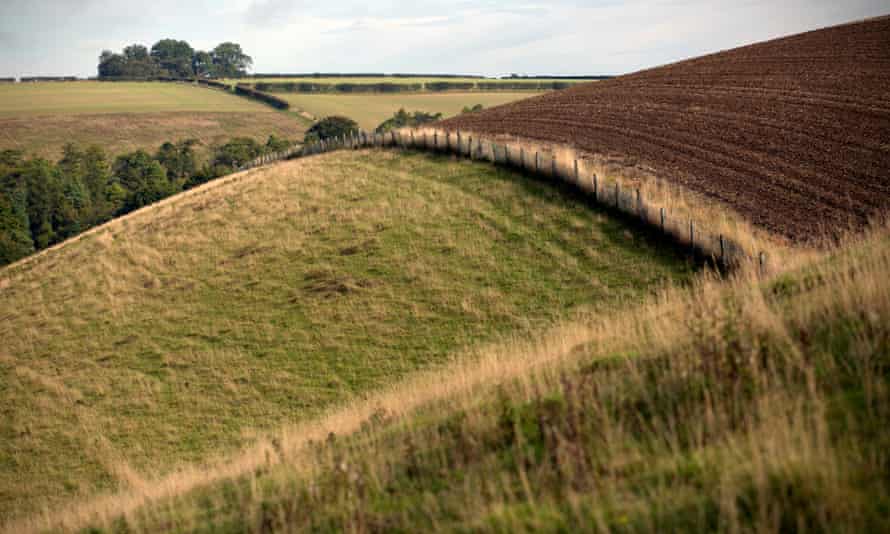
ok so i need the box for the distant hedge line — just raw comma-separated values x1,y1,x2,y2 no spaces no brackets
246,73,484,79
504,75,613,80
426,81,476,91
234,84,290,110
19,76,79,82
196,78,230,90
255,82,423,93
476,81,577,90
0,78,15,83
96,76,188,82
254,80,579,93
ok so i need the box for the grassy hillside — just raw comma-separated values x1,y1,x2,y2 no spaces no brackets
0,150,694,525
64,219,890,534
0,82,306,160
280,92,538,131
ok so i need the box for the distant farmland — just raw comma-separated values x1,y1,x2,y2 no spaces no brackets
0,81,306,159
280,92,538,131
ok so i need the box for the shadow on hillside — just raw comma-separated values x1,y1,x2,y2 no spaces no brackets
414,150,711,276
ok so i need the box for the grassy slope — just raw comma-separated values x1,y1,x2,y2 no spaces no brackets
279,92,538,131
0,82,307,160
0,150,693,524
83,221,890,534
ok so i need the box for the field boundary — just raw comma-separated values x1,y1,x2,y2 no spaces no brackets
297,129,769,272
250,80,581,94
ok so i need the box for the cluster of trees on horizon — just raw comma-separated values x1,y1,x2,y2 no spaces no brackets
98,40,252,79
0,135,292,265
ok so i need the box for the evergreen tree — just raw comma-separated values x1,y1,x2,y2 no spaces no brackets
0,151,34,263
22,158,59,248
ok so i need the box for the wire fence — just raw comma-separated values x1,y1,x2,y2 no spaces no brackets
244,128,768,273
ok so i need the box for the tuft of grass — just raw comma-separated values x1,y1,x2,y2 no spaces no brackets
0,149,694,527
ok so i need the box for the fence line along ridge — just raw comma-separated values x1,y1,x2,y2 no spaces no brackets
242,128,768,273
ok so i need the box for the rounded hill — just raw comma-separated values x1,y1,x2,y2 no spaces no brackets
0,149,693,521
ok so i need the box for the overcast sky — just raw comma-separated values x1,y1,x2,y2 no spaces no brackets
1,0,887,78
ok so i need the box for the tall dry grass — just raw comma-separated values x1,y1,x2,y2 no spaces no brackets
13,210,889,532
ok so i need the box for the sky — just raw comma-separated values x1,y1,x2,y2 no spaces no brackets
1,0,887,78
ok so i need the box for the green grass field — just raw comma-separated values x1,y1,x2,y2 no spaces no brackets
0,149,694,526
0,82,307,160
281,92,537,130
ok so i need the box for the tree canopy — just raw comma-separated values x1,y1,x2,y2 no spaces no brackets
0,134,294,266
98,39,252,79
305,116,360,142
375,108,443,133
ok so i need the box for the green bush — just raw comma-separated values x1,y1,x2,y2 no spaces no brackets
375,109,442,133
305,116,359,142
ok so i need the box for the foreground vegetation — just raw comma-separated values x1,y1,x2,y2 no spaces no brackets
53,218,890,533
0,150,694,525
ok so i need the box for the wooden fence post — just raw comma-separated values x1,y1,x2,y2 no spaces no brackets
660,207,666,231
759,252,766,276
593,174,598,202
636,189,643,219
614,182,620,208
477,138,483,161
719,235,726,264
551,155,558,179
468,137,474,160
535,152,540,174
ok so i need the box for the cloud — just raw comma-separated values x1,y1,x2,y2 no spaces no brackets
2,0,889,77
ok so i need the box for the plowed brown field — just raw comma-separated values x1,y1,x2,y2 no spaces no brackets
441,17,890,242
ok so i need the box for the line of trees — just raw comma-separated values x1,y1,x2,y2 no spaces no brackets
0,135,292,265
98,40,252,79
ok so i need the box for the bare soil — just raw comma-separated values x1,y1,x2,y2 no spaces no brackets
441,16,890,242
